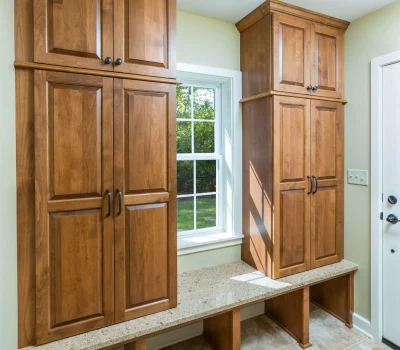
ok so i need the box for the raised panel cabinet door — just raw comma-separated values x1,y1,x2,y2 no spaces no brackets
114,79,177,322
34,70,114,344
272,13,311,95
113,0,177,78
33,0,114,71
273,96,311,278
310,23,344,99
310,100,344,268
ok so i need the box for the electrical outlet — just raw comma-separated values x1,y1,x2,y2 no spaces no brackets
347,169,369,186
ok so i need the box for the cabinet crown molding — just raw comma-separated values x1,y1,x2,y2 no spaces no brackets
236,0,350,33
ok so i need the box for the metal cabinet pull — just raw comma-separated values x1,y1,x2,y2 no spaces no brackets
307,176,313,195
106,189,111,216
117,188,122,215
312,176,318,194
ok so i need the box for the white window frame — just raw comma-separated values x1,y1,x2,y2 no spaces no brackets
176,63,243,255
177,81,223,236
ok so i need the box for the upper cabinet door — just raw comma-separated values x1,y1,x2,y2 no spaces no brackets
34,0,114,71
113,79,177,323
310,24,344,99
34,70,114,344
113,0,176,78
272,13,311,95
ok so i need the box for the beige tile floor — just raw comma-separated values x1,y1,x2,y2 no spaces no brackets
163,304,391,350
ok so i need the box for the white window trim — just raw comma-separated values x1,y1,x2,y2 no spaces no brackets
177,62,243,255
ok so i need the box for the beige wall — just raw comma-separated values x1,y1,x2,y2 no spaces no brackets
177,11,240,71
176,11,242,274
0,0,17,348
345,0,400,320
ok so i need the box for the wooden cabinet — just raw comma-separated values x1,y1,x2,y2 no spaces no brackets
310,100,344,268
34,70,115,343
239,0,348,100
33,0,176,78
114,79,177,322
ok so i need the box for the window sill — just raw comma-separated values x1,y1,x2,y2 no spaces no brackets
178,231,244,256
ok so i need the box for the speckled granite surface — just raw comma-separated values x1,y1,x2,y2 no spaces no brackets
23,260,358,350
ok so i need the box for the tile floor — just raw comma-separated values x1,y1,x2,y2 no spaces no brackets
162,304,391,350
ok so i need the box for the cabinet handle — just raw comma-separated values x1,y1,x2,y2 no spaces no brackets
307,176,313,195
117,188,122,215
115,58,123,65
306,85,313,91
106,189,111,216
104,57,112,64
312,86,318,91
312,176,318,194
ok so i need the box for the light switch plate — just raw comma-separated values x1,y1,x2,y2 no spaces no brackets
347,169,369,186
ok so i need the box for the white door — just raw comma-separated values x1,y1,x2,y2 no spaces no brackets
383,62,400,348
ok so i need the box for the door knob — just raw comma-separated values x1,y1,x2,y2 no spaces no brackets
388,195,398,205
387,214,400,224
115,58,123,65
104,57,112,64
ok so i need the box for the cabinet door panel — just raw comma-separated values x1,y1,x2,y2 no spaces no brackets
114,79,177,323
273,13,311,95
310,24,344,99
114,0,176,78
34,70,114,345
310,101,344,268
273,96,311,278
34,0,113,71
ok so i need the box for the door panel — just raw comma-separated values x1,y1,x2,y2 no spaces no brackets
114,79,177,323
310,100,344,268
310,24,344,99
34,0,113,71
113,0,176,78
34,70,114,345
273,96,311,278
273,13,311,95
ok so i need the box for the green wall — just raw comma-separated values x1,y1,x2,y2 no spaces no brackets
345,0,400,320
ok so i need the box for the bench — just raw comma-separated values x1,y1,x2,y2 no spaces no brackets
23,260,358,350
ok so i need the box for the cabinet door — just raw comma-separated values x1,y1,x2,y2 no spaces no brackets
273,96,311,278
34,71,114,344
272,13,311,95
113,0,176,78
34,0,114,71
310,100,344,268
310,24,344,99
114,79,177,322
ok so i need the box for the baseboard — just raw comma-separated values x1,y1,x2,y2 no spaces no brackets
145,303,265,349
353,313,373,339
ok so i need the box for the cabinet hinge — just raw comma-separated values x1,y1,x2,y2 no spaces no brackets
380,212,383,220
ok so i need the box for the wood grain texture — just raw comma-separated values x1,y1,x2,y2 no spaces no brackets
16,68,36,348
113,0,176,78
124,338,147,350
241,14,271,99
265,287,311,349
114,79,177,323
236,0,350,33
310,23,344,99
14,62,182,85
33,0,113,70
310,100,344,268
203,309,240,350
34,70,114,344
273,96,310,278
310,272,354,328
15,0,34,62
272,12,311,96
241,97,273,277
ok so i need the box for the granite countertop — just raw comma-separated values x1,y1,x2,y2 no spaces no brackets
23,260,358,350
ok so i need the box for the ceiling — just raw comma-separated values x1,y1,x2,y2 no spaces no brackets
177,0,397,23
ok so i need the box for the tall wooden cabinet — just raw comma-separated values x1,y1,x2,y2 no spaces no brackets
16,0,177,347
238,0,349,279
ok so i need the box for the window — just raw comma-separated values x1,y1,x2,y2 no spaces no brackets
176,84,222,236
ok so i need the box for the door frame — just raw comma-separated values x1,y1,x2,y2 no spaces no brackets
371,50,400,341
